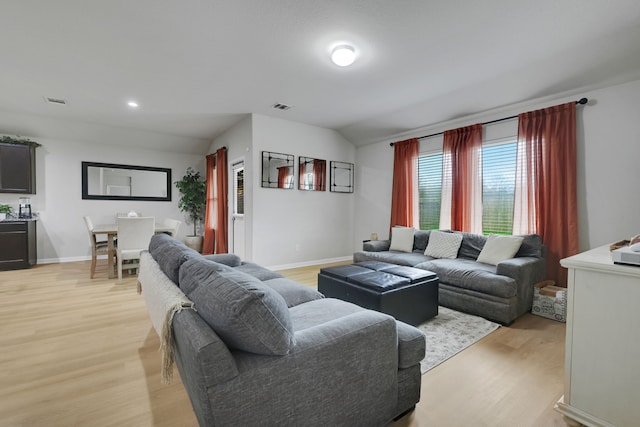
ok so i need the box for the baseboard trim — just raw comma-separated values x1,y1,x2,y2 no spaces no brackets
38,255,93,264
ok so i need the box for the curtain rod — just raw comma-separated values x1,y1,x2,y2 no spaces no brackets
390,97,588,146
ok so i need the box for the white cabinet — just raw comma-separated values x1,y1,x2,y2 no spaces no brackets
556,245,640,427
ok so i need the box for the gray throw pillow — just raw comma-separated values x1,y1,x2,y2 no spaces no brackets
179,258,295,356
203,253,242,267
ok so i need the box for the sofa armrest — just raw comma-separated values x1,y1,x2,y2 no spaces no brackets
496,256,547,314
396,320,426,369
363,239,391,251
496,256,547,285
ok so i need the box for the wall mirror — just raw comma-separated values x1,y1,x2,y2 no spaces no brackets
330,161,354,193
261,151,294,189
298,156,326,191
81,161,172,201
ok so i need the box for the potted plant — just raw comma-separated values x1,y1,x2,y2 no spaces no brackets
0,204,12,221
175,167,206,252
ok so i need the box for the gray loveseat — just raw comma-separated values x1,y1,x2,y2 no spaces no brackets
354,230,546,325
139,234,426,427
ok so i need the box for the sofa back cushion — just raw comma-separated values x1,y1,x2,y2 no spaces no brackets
412,229,431,252
179,258,295,356
458,232,488,260
149,234,203,284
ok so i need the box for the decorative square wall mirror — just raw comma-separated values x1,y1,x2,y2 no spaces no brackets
330,161,354,193
298,156,326,191
261,151,294,189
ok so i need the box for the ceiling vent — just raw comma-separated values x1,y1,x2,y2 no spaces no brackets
44,96,67,105
272,103,292,111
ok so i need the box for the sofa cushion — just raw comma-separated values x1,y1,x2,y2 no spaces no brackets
203,253,242,267
415,258,517,298
515,234,543,258
389,227,415,253
477,235,524,265
179,258,295,356
262,277,325,307
235,262,284,281
148,233,176,254
412,229,432,252
149,237,203,285
353,250,434,267
458,232,487,260
424,230,463,259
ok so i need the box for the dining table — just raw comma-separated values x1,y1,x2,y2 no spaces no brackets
92,223,174,279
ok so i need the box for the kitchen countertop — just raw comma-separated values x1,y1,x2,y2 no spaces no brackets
0,213,39,222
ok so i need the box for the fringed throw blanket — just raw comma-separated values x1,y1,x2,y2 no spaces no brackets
138,252,195,384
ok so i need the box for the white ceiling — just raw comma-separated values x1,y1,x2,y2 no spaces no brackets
1,1,640,153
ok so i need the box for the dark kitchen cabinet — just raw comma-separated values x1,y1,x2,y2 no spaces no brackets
0,142,36,194
0,221,37,270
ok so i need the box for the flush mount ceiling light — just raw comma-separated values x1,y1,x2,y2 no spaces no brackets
127,101,139,108
331,44,356,67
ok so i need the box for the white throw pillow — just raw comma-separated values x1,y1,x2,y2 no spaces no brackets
389,227,415,253
424,231,463,259
476,234,524,265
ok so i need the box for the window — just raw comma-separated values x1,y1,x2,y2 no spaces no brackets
417,153,443,230
481,141,517,235
417,139,517,234
232,162,244,215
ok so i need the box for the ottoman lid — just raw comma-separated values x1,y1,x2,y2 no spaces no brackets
319,264,372,280
379,265,437,282
347,271,410,291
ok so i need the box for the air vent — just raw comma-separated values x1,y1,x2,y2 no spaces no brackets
44,96,67,105
272,103,292,111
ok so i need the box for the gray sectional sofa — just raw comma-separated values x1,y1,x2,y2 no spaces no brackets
354,230,547,325
139,233,426,427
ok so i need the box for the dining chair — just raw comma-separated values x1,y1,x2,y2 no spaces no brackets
116,216,155,283
162,218,182,237
83,215,115,279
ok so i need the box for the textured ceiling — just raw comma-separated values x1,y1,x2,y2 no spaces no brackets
1,1,640,152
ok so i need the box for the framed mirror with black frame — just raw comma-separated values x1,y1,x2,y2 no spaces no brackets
330,161,354,193
261,151,294,189
81,161,172,201
298,156,326,191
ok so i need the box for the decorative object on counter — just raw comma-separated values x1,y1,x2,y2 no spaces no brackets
261,151,294,189
330,161,354,193
371,232,378,241
175,167,206,252
18,197,31,219
0,204,11,221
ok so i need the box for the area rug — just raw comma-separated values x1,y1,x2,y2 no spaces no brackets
418,306,500,373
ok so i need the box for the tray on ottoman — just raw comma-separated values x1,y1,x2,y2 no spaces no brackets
318,261,439,325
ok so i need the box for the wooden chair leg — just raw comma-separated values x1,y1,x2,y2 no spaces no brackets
90,250,97,279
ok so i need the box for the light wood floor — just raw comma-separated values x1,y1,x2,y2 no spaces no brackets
0,261,567,427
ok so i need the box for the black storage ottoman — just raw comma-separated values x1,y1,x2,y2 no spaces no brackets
317,261,439,325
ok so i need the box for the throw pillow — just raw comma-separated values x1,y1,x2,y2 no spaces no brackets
389,227,415,253
424,230,463,259
179,258,295,356
476,234,524,265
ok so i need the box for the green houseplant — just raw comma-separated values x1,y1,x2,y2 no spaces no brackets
0,204,12,221
175,167,206,251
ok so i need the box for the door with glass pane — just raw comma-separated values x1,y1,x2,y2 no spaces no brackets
232,161,245,259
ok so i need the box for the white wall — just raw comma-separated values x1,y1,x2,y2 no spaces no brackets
211,114,356,268
355,79,640,253
209,116,253,259
0,137,203,263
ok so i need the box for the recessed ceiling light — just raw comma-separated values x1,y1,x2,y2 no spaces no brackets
331,45,356,67
127,101,139,108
